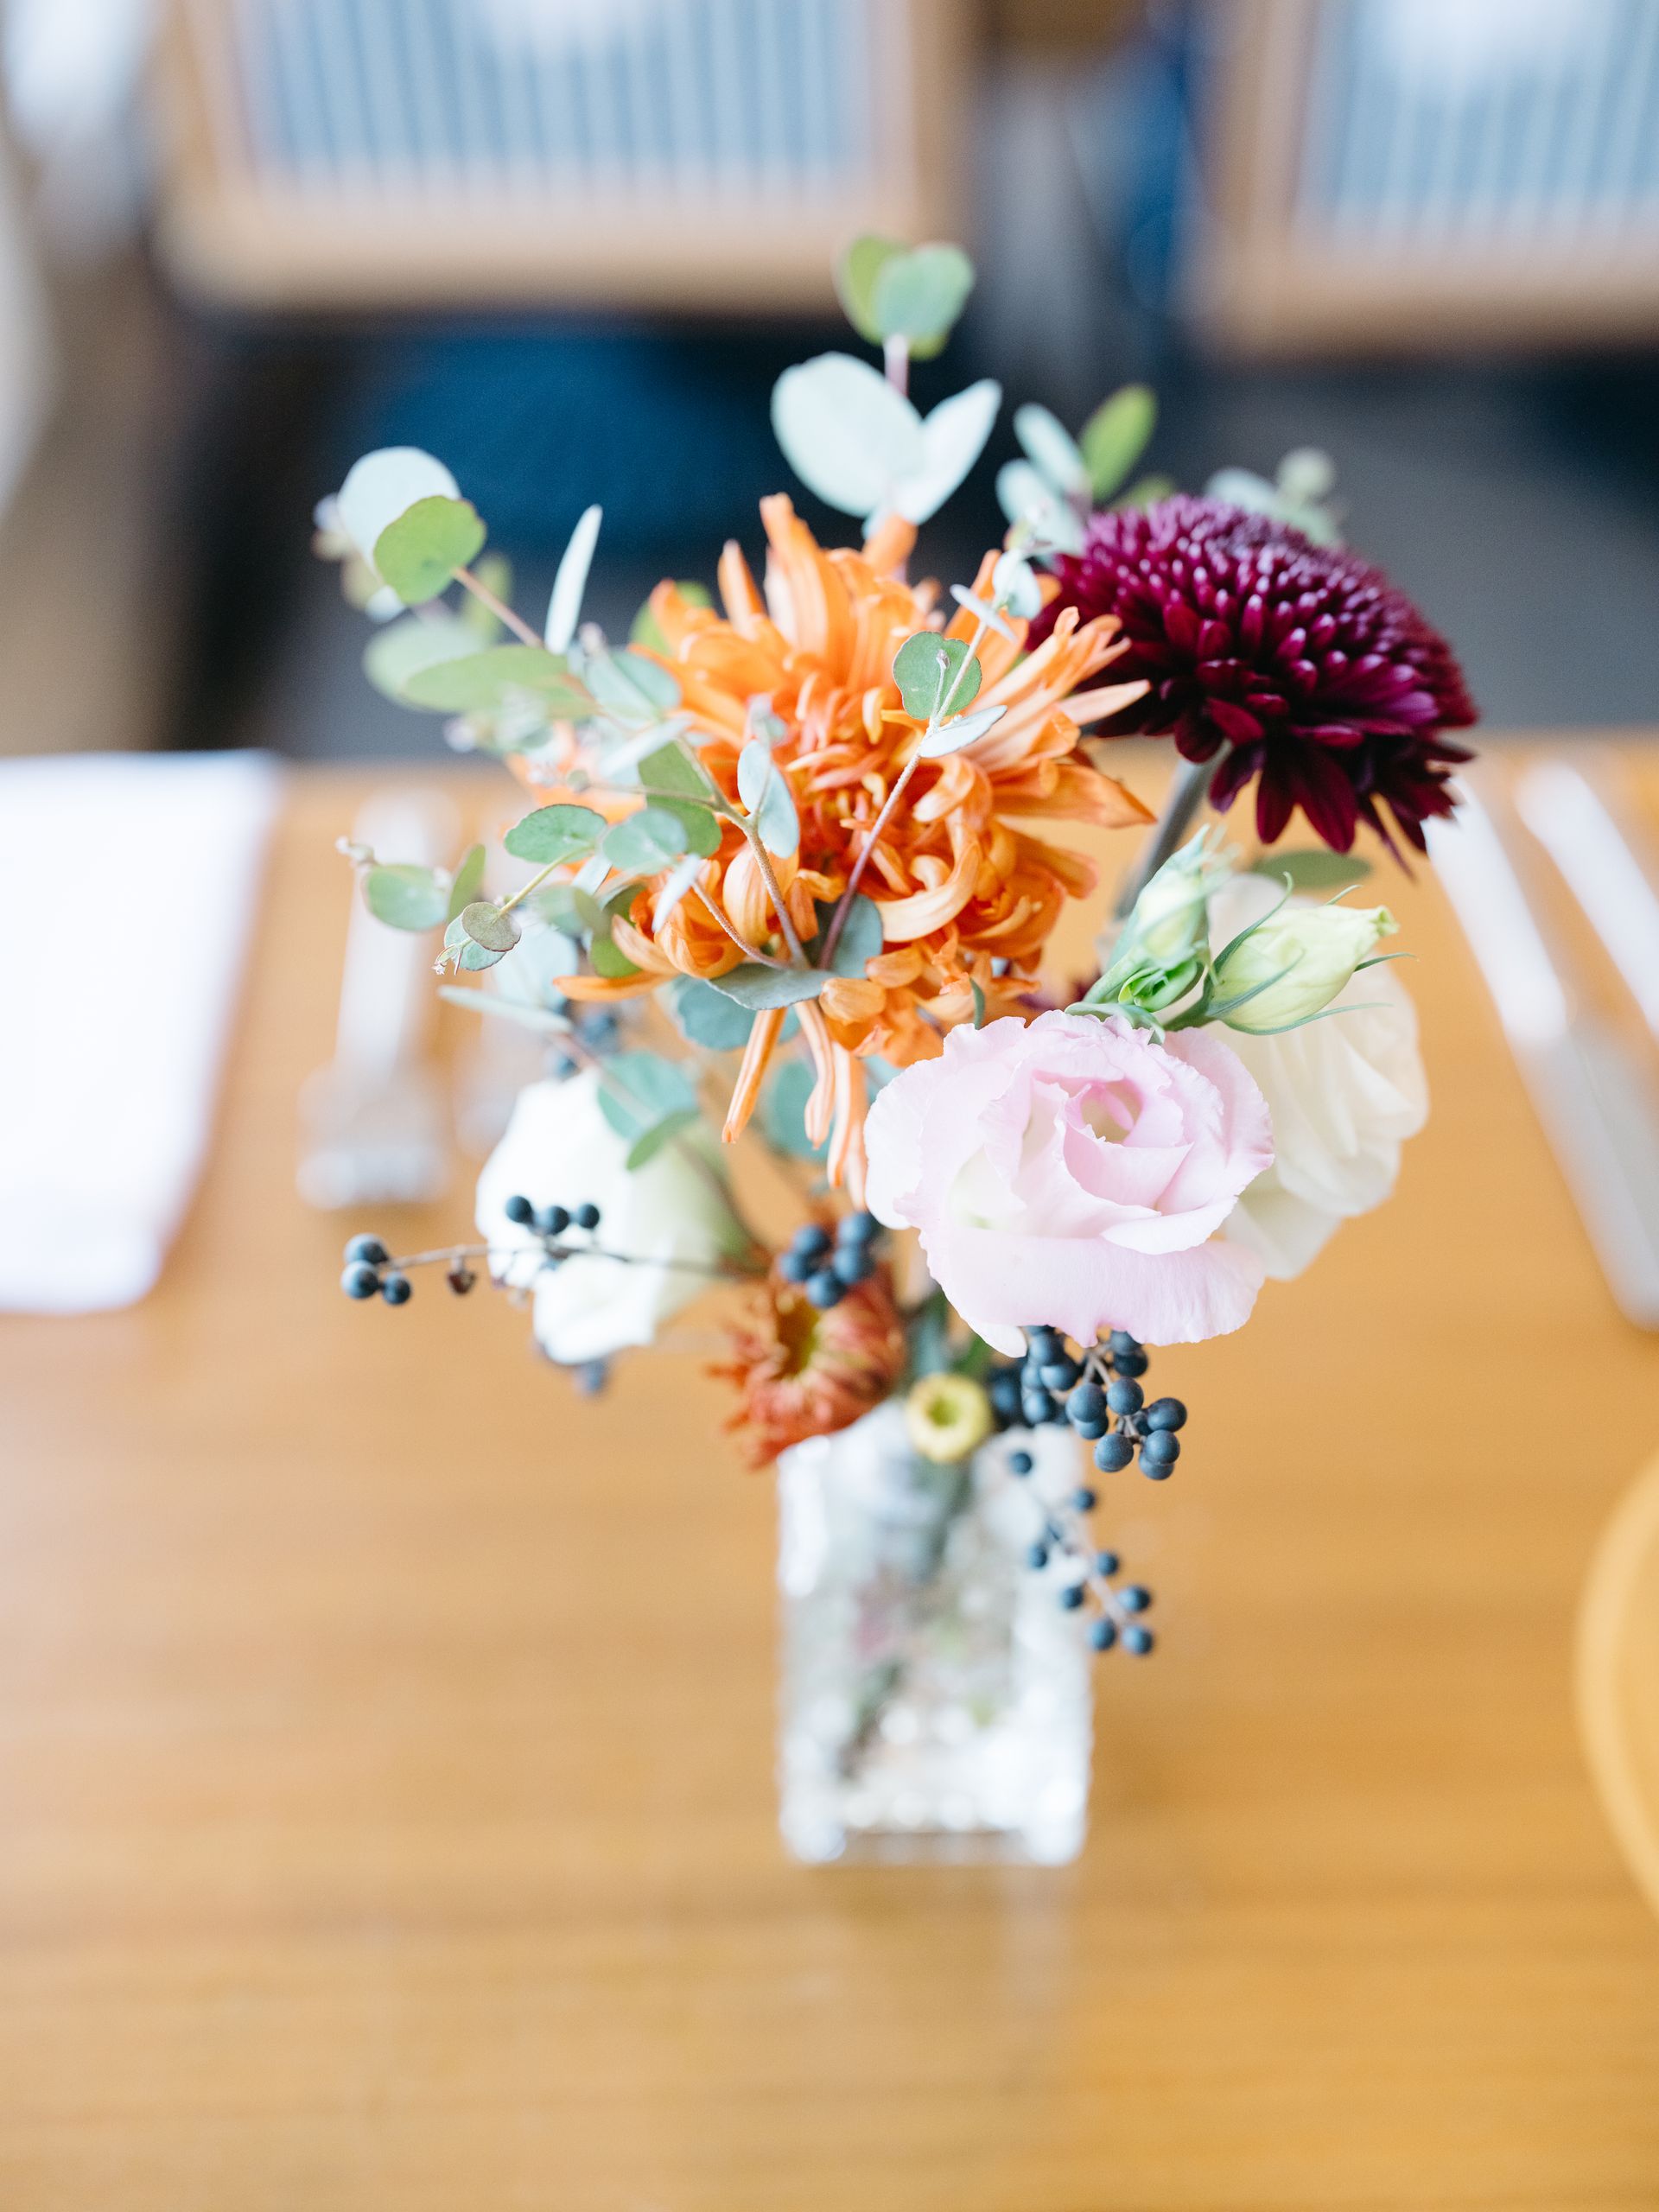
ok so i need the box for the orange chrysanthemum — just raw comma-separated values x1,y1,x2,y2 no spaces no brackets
711,1260,909,1468
545,496,1151,1196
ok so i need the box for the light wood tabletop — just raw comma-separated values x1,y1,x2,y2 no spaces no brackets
4,749,1659,2210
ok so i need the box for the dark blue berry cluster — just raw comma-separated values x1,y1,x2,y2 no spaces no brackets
776,1211,881,1308
339,1234,416,1306
994,1322,1192,1658
338,1195,607,1309
988,1325,1186,1481
1007,1438,1156,1656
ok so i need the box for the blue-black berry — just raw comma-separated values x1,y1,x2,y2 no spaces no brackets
1022,1390,1054,1427
779,1249,811,1284
380,1272,412,1306
1122,1624,1155,1656
1069,1381,1106,1427
1008,1449,1033,1477
1027,1325,1062,1359
791,1223,831,1260
1058,1583,1085,1611
1089,1618,1117,1651
989,1369,1022,1421
1026,1541,1049,1571
831,1243,874,1287
1141,1428,1180,1469
573,1202,601,1231
1094,1548,1120,1576
804,1268,843,1309
344,1234,389,1267
1108,1330,1140,1359
1144,1397,1187,1432
1106,1377,1144,1417
536,1203,570,1236
837,1211,879,1245
503,1194,535,1226
1113,1347,1149,1378
1094,1433,1134,1474
1120,1584,1151,1613
340,1262,380,1300
1071,1486,1097,1513
1039,1357,1081,1392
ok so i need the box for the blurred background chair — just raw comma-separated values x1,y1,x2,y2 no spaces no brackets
2,0,1659,765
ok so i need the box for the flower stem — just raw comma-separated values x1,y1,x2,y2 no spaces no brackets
453,565,543,649
1113,752,1222,919
690,880,789,969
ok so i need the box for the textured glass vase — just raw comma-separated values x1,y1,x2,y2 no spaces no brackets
777,1400,1092,1865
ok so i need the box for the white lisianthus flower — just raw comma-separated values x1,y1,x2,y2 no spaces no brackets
1118,828,1233,968
1211,877,1427,1279
1212,894,1397,1033
475,1070,732,1365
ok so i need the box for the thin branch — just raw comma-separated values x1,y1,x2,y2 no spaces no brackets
454,564,543,648
690,880,788,969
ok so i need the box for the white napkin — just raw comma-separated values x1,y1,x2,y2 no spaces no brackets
0,750,282,1312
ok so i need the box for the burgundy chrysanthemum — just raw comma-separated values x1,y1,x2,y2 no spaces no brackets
1032,495,1477,854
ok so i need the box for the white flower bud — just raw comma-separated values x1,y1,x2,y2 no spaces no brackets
1213,902,1396,1033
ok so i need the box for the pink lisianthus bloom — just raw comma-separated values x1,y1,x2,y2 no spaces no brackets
864,1011,1274,1353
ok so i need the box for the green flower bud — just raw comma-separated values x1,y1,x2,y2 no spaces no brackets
1213,902,1397,1033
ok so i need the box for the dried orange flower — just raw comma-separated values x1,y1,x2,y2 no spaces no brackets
711,1259,909,1468
551,496,1150,1194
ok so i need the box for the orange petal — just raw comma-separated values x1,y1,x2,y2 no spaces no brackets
724,1005,785,1143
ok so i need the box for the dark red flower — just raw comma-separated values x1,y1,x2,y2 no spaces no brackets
1031,495,1477,854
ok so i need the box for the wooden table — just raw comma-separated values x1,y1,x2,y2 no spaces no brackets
4,753,1659,2209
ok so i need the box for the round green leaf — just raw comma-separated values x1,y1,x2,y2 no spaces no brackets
460,900,521,954
1014,404,1089,500
810,894,884,977
835,233,906,345
504,804,606,865
1081,385,1157,503
601,805,690,874
362,613,476,703
401,645,589,716
445,842,486,925
871,243,975,355
709,963,833,1011
364,862,448,931
372,494,486,604
667,976,755,1051
893,632,981,723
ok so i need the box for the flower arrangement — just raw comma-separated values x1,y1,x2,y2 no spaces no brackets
321,235,1474,1854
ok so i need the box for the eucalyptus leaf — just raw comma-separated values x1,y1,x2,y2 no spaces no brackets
916,701,1007,758
402,645,589,716
445,842,486,925
667,975,755,1051
372,494,486,604
1080,384,1157,501
709,963,834,1011
1247,849,1374,891
461,900,521,953
835,233,906,345
891,379,1000,525
437,984,572,1033
335,448,458,571
1014,404,1089,499
809,893,883,977
736,738,799,858
443,912,507,970
533,880,605,935
771,353,924,519
582,645,680,721
893,632,980,723
589,934,642,980
601,804,690,874
504,803,606,865
362,612,475,702
544,503,602,652
365,862,448,931
625,1107,703,1172
595,1051,699,1141
870,242,975,356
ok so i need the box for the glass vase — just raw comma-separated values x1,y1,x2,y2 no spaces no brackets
776,1399,1092,1865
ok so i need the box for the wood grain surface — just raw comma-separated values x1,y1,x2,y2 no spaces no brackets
3,751,1659,2210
